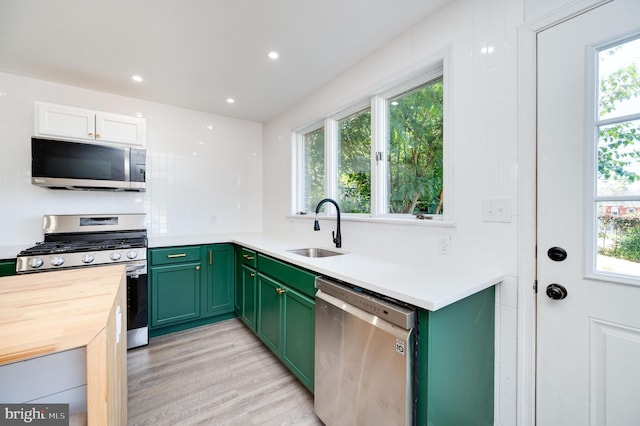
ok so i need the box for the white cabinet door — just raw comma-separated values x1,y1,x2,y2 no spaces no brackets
35,102,95,141
35,102,147,146
95,112,146,146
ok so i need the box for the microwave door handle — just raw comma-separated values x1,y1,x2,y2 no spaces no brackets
124,147,131,182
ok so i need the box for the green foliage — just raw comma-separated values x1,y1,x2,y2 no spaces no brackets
599,215,640,262
389,80,443,214
619,226,640,262
338,110,372,213
598,62,640,183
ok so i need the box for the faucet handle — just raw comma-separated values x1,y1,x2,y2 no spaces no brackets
332,231,341,248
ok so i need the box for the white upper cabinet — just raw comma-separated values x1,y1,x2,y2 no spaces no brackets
95,112,146,146
35,102,146,146
36,102,95,141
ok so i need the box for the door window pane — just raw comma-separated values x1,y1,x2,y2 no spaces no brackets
388,79,443,214
597,201,640,276
338,109,371,213
597,119,640,197
595,36,640,277
302,127,325,213
598,37,640,121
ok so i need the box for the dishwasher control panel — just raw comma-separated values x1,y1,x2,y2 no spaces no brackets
315,276,416,329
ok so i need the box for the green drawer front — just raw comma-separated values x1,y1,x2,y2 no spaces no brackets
258,254,317,298
150,246,201,266
239,247,257,268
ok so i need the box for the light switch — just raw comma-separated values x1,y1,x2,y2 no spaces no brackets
482,198,511,223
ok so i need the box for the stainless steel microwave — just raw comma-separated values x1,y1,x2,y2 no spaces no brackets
31,137,146,191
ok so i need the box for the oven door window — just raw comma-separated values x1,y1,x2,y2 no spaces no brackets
32,138,125,181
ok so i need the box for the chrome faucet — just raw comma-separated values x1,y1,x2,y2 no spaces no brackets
314,198,342,248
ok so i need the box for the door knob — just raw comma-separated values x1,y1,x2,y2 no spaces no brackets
546,283,568,300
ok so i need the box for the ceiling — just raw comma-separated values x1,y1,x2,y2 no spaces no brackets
0,0,450,122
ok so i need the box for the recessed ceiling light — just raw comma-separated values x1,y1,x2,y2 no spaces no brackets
268,51,279,60
131,75,144,82
226,98,235,104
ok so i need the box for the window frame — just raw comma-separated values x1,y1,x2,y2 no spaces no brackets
292,55,452,225
585,34,640,286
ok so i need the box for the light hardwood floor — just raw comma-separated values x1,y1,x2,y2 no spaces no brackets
127,318,323,426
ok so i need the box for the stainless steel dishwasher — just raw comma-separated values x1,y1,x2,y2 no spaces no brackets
314,276,417,426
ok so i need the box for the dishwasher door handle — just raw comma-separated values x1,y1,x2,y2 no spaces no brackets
316,289,411,340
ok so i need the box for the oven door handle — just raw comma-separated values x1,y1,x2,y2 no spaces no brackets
126,262,147,276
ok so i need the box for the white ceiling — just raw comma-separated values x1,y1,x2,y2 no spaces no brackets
0,0,451,122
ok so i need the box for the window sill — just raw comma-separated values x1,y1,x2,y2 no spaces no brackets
286,214,456,228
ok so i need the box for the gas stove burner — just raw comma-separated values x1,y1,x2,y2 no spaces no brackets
16,213,147,273
18,237,147,256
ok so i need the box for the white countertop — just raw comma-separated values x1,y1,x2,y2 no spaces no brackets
149,233,503,311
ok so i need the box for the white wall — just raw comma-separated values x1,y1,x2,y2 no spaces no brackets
0,72,263,248
263,0,523,424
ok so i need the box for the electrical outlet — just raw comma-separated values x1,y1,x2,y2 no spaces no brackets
438,235,451,255
482,198,511,223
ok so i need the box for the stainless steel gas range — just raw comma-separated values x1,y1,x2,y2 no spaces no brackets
16,213,149,349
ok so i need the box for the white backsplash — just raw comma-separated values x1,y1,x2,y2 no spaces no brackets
0,72,263,248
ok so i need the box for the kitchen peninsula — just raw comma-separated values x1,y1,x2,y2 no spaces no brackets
0,265,127,424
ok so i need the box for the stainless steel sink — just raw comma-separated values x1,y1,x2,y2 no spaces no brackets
287,248,345,258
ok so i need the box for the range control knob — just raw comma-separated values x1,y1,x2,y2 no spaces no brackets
81,254,95,264
127,250,138,260
50,256,65,267
110,252,122,261
28,258,44,269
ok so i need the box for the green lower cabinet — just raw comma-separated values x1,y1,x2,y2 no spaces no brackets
236,246,257,331
416,286,495,425
257,274,282,353
239,265,257,330
202,244,234,317
0,259,16,277
149,244,235,337
281,287,315,390
255,254,316,393
150,262,201,327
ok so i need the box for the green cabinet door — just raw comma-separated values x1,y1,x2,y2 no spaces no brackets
151,262,201,327
202,244,234,317
0,260,16,277
282,288,315,391
240,265,257,330
257,274,282,354
234,263,243,316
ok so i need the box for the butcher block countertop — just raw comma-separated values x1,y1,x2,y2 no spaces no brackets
0,265,125,365
0,265,128,425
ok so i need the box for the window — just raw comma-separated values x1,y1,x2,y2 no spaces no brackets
299,127,325,213
338,109,371,213
387,80,443,215
294,63,445,220
594,36,640,278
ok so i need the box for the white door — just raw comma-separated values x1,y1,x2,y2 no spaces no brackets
537,0,640,424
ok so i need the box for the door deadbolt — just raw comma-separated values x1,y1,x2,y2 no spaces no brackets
546,283,568,300
547,247,568,262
